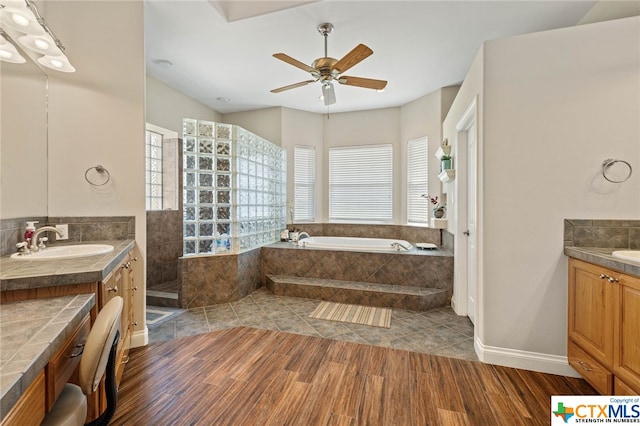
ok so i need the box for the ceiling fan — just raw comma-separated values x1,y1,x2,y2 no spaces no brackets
271,23,387,106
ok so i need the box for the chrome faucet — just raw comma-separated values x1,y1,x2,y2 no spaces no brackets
297,232,310,241
30,226,61,251
390,242,411,251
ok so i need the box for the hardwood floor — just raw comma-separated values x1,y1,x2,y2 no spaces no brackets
112,327,595,425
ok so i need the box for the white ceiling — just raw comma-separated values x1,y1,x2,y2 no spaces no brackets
144,0,596,115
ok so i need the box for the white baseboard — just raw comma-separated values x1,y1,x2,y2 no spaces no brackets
475,337,581,378
131,327,149,348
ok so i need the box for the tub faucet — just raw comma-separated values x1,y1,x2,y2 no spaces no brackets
297,232,310,241
30,226,61,251
391,242,411,251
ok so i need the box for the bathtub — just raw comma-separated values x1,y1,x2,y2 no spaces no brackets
298,236,413,252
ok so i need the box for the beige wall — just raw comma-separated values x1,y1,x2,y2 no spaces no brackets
322,107,402,223
579,0,640,25
222,94,455,226
281,108,324,223
1,60,48,218
146,76,221,135
400,88,460,224
222,107,283,146
443,16,640,374
45,0,148,346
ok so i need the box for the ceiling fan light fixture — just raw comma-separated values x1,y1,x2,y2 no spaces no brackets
270,22,387,105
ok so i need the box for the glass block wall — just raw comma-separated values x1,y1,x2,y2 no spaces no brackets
182,119,286,255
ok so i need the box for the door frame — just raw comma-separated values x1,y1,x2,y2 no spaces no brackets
452,96,481,333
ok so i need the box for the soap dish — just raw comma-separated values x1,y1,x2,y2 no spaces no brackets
416,243,437,250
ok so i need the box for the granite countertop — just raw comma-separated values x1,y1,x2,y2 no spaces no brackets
0,240,135,292
0,293,96,420
564,246,640,277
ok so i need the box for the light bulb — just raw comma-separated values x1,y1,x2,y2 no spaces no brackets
0,49,13,59
50,58,64,68
11,12,30,27
33,38,49,50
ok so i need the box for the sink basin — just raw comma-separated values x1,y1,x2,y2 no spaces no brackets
11,244,114,261
612,250,640,263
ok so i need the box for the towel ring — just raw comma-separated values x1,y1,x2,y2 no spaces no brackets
601,159,632,183
85,165,111,186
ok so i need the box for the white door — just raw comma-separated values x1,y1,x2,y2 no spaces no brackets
466,123,477,324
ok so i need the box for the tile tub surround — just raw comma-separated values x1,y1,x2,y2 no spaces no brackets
564,219,640,249
179,247,262,309
0,216,135,257
262,242,453,291
0,293,95,419
0,239,135,291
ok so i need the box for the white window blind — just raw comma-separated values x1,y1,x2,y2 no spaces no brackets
407,137,429,225
294,145,315,222
329,144,393,223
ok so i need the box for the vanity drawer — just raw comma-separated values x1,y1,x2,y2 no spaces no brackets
569,340,613,394
46,314,90,411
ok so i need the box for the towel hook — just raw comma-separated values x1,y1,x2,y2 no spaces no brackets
84,165,111,186
601,159,632,183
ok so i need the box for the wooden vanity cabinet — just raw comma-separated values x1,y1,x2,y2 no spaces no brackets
568,258,640,394
613,273,640,392
99,248,138,390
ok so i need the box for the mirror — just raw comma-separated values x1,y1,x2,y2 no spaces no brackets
1,39,48,219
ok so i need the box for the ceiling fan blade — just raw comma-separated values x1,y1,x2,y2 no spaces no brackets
338,76,387,90
333,44,373,73
322,82,336,106
271,80,316,93
273,53,316,74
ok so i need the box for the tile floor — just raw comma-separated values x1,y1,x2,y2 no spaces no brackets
146,287,478,361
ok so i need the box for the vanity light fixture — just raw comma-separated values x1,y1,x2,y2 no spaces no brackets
0,0,75,72
0,30,25,63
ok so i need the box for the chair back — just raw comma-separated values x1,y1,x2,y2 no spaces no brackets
79,296,123,395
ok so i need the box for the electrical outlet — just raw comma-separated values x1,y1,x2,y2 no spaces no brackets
55,224,69,240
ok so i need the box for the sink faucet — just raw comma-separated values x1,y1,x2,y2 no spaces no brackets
30,226,61,251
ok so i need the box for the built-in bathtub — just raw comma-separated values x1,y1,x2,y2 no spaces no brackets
262,238,454,310
299,236,412,252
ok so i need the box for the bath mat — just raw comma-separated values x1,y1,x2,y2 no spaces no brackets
309,302,391,328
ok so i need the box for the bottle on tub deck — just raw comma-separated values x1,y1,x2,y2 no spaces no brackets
290,228,299,243
280,229,290,241
24,221,38,245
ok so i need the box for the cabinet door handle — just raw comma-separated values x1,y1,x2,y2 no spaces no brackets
122,355,130,364
578,361,593,372
608,276,619,283
107,286,118,292
69,343,85,358
599,274,607,279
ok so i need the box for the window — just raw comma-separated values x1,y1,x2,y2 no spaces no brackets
294,145,315,222
407,137,429,225
145,130,163,210
329,144,393,223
